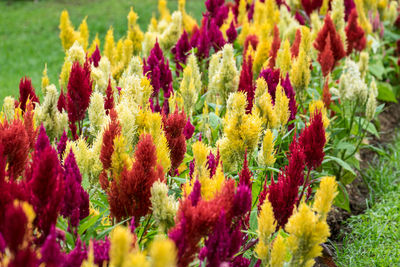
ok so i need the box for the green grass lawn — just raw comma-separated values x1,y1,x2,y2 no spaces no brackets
0,0,205,103
336,136,400,266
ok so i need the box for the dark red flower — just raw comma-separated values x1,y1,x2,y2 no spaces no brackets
226,21,237,44
108,134,164,221
318,33,335,77
90,45,101,68
345,9,366,54
67,60,92,125
301,0,323,15
244,34,259,56
57,131,68,159
163,109,187,172
238,151,252,187
314,14,346,70
2,202,29,253
0,118,29,179
183,118,195,140
322,78,332,109
238,55,255,113
18,77,39,112
172,31,191,74
100,109,121,170
57,88,67,113
298,111,326,170
40,226,66,265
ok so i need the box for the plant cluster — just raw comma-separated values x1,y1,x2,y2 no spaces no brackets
1,0,399,266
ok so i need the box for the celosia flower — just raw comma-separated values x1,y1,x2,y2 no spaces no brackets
61,149,89,228
127,7,144,55
318,33,335,77
64,238,87,267
169,180,236,267
109,225,134,267
291,29,301,58
270,233,287,266
199,211,241,266
23,101,37,150
313,176,338,219
314,14,346,71
238,55,255,113
163,109,187,172
150,181,178,230
259,129,276,167
28,126,64,242
366,84,377,121
301,0,323,15
233,184,252,217
286,203,330,267
322,77,332,109
255,198,276,262
268,26,281,69
2,202,30,254
299,111,326,170
144,40,173,108
172,31,191,74
57,88,67,113
238,151,252,187
92,238,110,266
244,34,259,56
40,226,65,264
35,84,69,140
67,60,93,134
226,21,237,44
100,109,121,170
149,236,178,267
57,132,68,159
183,118,195,140
0,118,29,179
345,8,366,54
108,134,164,221
208,19,226,51
90,45,101,67
188,179,201,206
19,77,39,112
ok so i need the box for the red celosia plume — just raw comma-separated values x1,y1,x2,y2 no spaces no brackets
18,77,39,112
345,8,366,54
163,109,187,172
108,134,164,221
104,78,114,115
238,55,255,113
100,109,121,171
268,25,281,69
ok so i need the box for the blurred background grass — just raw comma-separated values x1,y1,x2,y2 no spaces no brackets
0,0,205,103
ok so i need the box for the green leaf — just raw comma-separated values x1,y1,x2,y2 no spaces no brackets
323,155,356,177
78,211,104,236
377,82,397,103
369,61,385,79
334,181,350,212
341,170,356,185
249,209,258,232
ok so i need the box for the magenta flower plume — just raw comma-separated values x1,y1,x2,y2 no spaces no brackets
238,55,255,113
19,76,39,112
199,211,234,266
226,21,237,44
57,89,67,113
295,11,305,25
205,0,228,27
206,151,218,178
64,238,87,267
93,238,110,266
183,118,195,140
143,40,173,108
172,31,191,74
208,19,226,51
57,131,68,159
40,226,65,265
2,202,29,254
90,45,101,67
61,150,89,228
344,0,356,20
259,68,280,101
28,126,64,242
301,0,323,16
194,19,211,59
281,74,297,126
233,184,252,217
67,60,92,135
189,160,195,180
188,179,202,207
298,111,326,170
287,136,306,187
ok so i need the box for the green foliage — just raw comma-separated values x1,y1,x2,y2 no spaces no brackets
337,136,400,266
